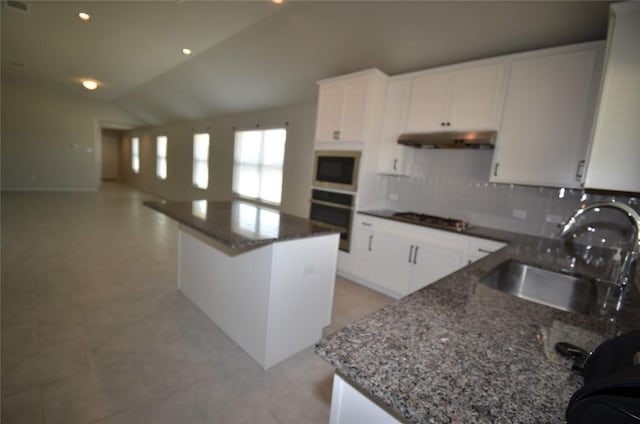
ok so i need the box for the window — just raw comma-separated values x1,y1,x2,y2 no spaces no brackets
131,137,140,174
156,136,167,180
192,133,210,189
233,128,286,205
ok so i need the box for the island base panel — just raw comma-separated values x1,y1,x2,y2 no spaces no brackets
177,225,338,369
330,373,401,424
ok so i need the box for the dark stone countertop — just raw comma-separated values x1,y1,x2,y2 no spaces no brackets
316,223,640,423
144,200,338,253
357,209,518,243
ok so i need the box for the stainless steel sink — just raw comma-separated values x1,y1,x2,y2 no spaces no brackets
479,260,604,314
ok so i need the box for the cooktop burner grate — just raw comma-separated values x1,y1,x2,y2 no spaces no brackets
391,212,469,232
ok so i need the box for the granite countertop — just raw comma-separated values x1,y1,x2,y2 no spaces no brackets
144,199,338,252
316,226,640,423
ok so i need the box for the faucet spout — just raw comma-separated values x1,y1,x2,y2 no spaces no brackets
559,201,640,289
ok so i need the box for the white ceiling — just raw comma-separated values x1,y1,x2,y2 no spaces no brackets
1,1,613,126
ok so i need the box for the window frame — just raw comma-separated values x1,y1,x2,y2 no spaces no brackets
192,132,210,190
131,136,140,174
232,127,287,207
156,135,168,180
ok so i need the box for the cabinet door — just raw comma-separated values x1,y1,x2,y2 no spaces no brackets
584,6,640,193
405,71,452,133
368,232,412,297
315,82,345,142
339,78,369,142
350,228,375,282
409,241,463,293
491,45,603,188
377,79,411,174
464,238,506,265
448,63,505,130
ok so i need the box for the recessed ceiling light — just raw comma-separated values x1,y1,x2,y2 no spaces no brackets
81,79,99,90
272,0,283,4
78,12,91,21
182,48,192,56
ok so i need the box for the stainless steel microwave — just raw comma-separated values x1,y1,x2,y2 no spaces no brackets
312,150,361,192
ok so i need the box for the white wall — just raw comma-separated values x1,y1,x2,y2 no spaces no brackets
121,102,317,218
1,81,142,191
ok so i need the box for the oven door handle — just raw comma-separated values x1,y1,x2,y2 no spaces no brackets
309,199,354,211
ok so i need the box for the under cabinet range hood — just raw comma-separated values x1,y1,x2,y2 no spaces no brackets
397,131,497,149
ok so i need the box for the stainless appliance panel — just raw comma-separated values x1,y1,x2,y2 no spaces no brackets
309,189,354,252
312,150,361,192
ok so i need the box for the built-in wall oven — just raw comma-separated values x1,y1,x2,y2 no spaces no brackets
309,189,354,252
312,150,361,192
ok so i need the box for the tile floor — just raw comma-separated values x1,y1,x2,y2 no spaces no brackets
1,183,392,424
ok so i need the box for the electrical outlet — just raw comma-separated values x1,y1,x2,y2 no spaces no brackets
512,209,527,219
546,214,564,224
302,264,315,276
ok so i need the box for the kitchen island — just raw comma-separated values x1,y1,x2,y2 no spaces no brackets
316,230,640,423
145,200,340,370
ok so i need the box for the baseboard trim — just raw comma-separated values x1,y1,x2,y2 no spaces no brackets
1,187,97,192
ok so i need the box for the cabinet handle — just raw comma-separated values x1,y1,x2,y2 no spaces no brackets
368,235,373,252
493,163,500,177
413,246,419,264
446,122,451,127
477,248,494,254
361,222,372,227
409,245,414,263
393,159,398,171
575,160,585,181
441,122,445,127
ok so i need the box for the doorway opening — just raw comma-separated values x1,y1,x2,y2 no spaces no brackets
101,128,125,183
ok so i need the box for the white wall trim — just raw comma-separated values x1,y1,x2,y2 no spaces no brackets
1,187,97,192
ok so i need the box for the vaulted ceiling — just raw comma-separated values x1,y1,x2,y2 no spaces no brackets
1,1,613,126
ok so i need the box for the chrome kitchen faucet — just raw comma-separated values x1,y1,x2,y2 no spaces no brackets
559,201,640,291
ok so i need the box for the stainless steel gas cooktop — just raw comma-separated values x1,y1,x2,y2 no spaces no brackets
390,212,469,232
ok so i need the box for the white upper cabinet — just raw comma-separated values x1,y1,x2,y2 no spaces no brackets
315,69,387,144
315,83,345,142
490,42,605,188
404,62,505,133
405,71,452,132
583,3,640,193
377,78,412,175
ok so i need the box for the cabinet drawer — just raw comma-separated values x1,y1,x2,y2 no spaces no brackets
355,215,379,231
465,237,506,264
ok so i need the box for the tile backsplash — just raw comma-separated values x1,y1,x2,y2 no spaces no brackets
382,149,638,250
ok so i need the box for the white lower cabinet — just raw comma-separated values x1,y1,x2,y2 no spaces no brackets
368,231,413,295
342,215,508,298
330,373,400,424
346,216,467,298
464,237,507,265
409,239,464,293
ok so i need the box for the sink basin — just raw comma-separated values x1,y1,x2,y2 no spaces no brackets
479,260,603,314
